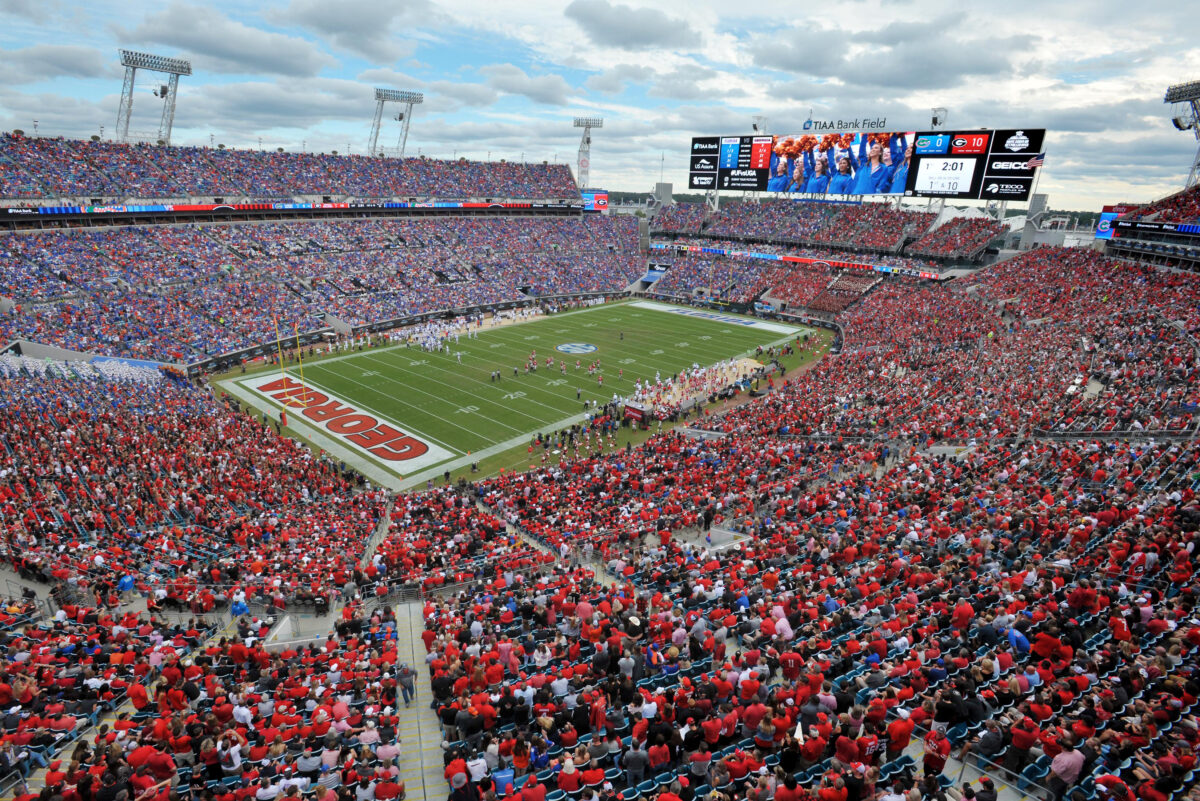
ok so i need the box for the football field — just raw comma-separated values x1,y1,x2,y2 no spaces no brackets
219,300,819,489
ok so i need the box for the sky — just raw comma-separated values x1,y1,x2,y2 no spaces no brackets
1,0,1198,209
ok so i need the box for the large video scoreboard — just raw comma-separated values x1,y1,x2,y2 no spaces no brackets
688,128,1046,201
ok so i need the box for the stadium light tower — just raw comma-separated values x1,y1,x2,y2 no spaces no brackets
930,108,949,130
115,49,192,145
1165,80,1200,189
574,116,603,189
367,88,423,158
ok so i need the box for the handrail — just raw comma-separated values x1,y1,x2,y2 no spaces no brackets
900,719,1055,801
0,768,24,798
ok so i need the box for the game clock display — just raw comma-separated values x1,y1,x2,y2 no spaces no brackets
911,157,978,197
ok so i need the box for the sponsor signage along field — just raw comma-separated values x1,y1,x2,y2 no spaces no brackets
1,200,585,219
1107,219,1200,239
241,373,454,471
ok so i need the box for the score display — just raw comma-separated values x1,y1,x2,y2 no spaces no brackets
686,128,1046,201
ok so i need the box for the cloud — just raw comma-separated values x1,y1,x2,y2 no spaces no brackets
564,0,700,50
174,77,372,135
428,80,499,109
0,45,111,85
356,68,425,89
585,64,651,94
0,87,112,138
0,0,56,22
958,97,1164,134
480,64,571,106
647,66,729,101
279,0,435,62
121,3,337,77
751,18,1035,91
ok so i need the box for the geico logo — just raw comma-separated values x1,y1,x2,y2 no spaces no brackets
991,161,1031,170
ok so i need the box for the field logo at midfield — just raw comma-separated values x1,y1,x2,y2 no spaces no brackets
556,343,598,354
241,374,453,470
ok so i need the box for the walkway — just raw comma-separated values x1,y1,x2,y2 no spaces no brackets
392,600,447,801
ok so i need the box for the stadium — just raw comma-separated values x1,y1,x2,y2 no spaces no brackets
1,7,1200,801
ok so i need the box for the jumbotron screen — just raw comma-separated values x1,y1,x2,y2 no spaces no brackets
688,128,1046,200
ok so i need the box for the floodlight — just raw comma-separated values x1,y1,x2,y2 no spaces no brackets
119,49,192,76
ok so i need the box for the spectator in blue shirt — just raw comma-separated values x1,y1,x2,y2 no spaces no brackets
1007,623,1031,656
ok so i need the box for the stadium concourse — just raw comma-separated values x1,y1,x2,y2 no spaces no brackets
0,141,1199,801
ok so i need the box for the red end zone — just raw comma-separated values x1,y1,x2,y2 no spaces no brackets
241,374,454,471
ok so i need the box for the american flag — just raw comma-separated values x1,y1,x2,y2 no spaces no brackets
1025,152,1046,169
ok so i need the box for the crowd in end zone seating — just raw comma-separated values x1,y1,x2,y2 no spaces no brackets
648,243,934,309
1119,186,1200,225
651,206,707,236
906,219,1006,260
0,244,1198,801
0,217,640,363
651,202,934,254
0,133,580,200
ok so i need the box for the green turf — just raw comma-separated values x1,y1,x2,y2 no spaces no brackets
220,300,817,487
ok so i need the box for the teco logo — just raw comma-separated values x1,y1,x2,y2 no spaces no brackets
991,161,1032,171
985,182,1026,195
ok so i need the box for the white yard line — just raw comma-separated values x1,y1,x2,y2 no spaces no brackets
396,409,597,489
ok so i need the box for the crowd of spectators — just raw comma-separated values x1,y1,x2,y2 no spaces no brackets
420,426,1200,801
0,216,641,362
1119,185,1200,225
765,264,835,310
907,219,1006,260
650,256,790,303
0,133,580,200
0,352,387,614
805,273,881,315
649,243,936,308
0,244,1199,801
651,206,708,235
696,203,934,253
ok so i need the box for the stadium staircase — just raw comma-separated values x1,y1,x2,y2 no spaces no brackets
390,599,448,801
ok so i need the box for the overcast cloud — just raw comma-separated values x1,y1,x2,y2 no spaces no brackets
1,0,1198,208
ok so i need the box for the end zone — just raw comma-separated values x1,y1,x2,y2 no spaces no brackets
219,372,457,489
628,300,806,335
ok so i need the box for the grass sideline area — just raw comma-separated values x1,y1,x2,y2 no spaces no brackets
216,300,831,488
